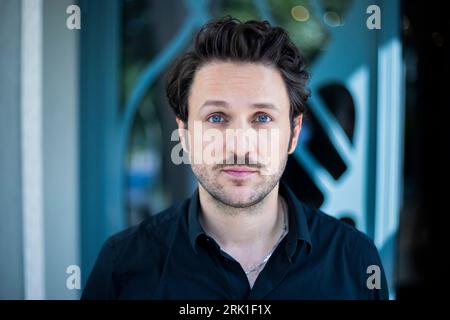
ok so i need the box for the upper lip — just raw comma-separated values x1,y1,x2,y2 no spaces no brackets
222,166,258,172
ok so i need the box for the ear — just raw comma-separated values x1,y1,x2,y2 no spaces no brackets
176,117,189,153
288,114,303,154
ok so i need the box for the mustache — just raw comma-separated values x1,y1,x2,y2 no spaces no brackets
212,155,264,170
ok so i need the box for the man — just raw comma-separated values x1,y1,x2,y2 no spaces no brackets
82,16,388,300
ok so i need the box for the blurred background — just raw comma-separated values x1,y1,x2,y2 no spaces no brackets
0,0,446,299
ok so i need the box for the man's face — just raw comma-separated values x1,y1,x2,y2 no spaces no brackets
178,62,302,208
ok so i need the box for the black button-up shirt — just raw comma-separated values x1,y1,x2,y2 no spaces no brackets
81,181,388,300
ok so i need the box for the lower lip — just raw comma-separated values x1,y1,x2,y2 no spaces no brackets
222,170,257,178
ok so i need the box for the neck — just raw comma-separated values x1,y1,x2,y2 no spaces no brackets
198,183,282,248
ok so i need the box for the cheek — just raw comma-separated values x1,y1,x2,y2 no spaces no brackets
256,125,290,153
187,124,227,165
255,127,289,173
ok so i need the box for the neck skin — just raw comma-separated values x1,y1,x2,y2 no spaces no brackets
198,183,284,251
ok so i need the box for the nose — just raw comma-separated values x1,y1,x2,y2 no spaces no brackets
225,118,258,165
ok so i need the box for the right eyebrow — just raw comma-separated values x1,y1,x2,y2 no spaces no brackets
199,100,229,110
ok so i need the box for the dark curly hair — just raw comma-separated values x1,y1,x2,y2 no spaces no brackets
166,16,310,127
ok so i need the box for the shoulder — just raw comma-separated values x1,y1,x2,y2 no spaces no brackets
303,203,378,255
81,200,190,299
302,204,388,299
105,200,188,260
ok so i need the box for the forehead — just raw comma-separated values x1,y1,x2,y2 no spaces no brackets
188,62,289,109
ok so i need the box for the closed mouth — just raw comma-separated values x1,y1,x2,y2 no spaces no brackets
221,166,258,177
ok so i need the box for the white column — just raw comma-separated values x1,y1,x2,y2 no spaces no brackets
21,0,46,300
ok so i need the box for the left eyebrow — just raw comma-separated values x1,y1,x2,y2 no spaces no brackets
251,103,280,112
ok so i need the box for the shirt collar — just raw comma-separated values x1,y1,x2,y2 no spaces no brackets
187,179,312,256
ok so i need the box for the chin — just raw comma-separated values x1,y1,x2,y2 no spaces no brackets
222,189,257,206
223,183,253,193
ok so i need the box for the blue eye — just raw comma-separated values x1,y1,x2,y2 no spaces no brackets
256,114,272,123
207,114,225,123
